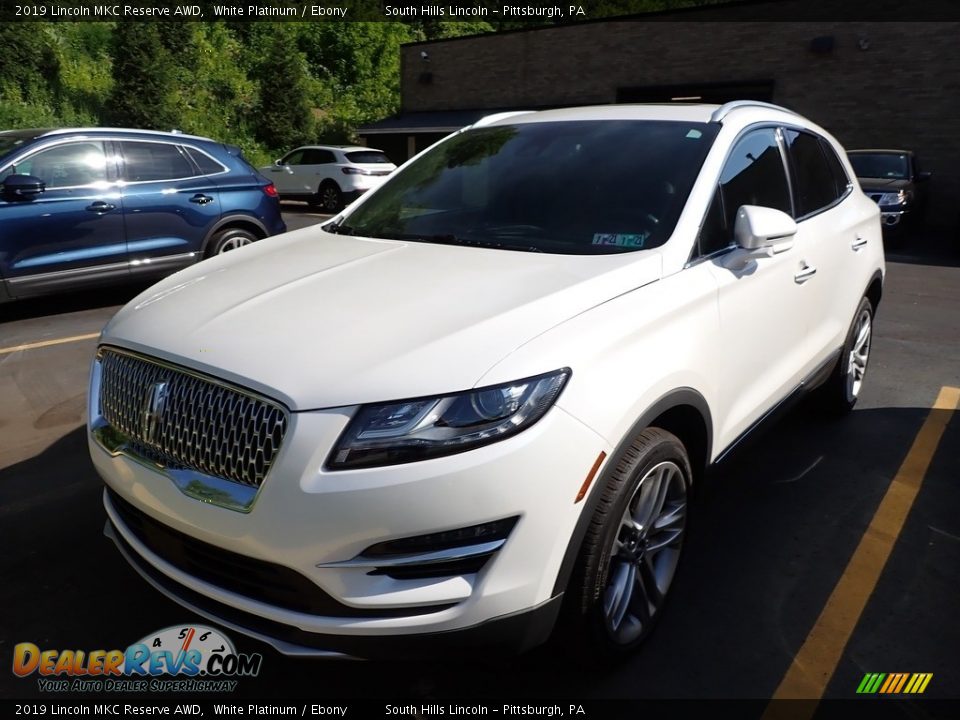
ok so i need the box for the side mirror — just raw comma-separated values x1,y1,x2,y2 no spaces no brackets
917,171,932,182
274,159,283,166
3,174,46,199
734,205,796,254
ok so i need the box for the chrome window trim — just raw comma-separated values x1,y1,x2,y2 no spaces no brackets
0,135,229,187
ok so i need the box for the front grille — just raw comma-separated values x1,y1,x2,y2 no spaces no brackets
106,489,451,618
97,347,287,488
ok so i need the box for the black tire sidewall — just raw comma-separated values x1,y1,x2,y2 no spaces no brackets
318,183,342,212
571,428,693,655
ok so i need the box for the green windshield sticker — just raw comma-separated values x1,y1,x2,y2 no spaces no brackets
686,129,703,139
592,233,648,248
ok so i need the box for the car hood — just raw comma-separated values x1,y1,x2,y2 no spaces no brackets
858,177,912,191
102,228,662,410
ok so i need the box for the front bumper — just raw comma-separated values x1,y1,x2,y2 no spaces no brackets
89,365,609,656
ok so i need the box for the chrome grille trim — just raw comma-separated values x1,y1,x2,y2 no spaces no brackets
95,346,289,495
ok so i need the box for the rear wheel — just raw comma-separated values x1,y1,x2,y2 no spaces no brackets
206,227,258,257
563,428,691,658
820,296,874,414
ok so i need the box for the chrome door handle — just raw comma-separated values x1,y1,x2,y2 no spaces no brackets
851,235,868,251
794,265,817,283
189,194,214,205
85,201,116,213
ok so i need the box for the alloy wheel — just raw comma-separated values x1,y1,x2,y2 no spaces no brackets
846,308,872,401
602,460,687,645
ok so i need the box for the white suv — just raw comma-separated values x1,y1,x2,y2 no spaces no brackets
261,145,396,212
89,102,884,659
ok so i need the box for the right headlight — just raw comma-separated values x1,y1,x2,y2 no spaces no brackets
327,369,570,470
877,190,910,207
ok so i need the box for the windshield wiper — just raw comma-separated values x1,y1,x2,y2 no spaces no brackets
324,221,355,235
382,232,544,253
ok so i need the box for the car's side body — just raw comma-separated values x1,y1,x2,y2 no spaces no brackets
0,128,286,301
89,103,884,658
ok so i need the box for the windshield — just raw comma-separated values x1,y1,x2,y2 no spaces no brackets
848,153,909,180
339,120,719,255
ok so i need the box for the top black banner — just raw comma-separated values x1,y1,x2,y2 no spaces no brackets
1,0,959,23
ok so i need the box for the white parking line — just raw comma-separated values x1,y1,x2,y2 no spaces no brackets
0,332,99,356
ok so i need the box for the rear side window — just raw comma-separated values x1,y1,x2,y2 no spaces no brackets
302,149,336,164
785,130,841,217
697,128,791,257
120,142,196,182
184,147,225,175
346,151,391,164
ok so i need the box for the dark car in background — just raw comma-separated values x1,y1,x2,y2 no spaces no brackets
0,128,286,302
847,149,930,238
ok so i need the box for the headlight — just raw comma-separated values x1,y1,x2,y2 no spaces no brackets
327,369,570,470
877,190,910,206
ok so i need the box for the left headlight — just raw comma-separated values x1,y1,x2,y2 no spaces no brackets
327,369,571,470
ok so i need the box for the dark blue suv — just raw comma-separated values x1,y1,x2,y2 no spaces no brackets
0,128,286,301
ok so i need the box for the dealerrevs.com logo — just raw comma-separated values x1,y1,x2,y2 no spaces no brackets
13,625,263,693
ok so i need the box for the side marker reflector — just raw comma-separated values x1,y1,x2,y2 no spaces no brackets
575,451,607,503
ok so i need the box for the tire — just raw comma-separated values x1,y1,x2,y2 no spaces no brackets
206,227,258,257
562,427,692,659
314,182,343,213
820,295,874,414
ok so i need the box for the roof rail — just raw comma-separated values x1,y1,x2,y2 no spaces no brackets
39,127,214,141
710,101,800,123
471,111,535,128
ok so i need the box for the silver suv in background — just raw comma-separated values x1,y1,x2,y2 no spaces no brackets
261,145,396,212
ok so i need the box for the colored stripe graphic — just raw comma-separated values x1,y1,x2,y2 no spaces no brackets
857,673,932,694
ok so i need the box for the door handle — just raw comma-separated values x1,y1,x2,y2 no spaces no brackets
190,194,214,205
851,235,868,251
794,265,817,284
85,201,116,213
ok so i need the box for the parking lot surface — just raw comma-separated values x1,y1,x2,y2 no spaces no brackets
1,212,958,705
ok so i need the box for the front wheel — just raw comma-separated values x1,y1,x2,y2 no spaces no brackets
314,182,343,213
563,428,691,657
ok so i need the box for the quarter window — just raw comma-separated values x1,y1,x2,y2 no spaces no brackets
184,147,225,175
697,128,791,257
6,142,108,188
818,138,851,200
120,142,196,182
785,130,840,217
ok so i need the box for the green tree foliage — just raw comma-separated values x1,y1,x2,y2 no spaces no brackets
252,26,314,151
106,23,178,130
0,3,722,157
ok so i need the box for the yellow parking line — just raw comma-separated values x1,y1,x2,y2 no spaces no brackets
0,332,99,356
763,386,960,713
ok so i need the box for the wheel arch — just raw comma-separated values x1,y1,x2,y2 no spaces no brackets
551,387,712,597
865,269,883,312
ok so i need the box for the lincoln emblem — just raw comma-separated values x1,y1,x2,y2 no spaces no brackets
141,381,169,443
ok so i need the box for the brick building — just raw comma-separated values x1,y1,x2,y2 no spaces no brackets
359,4,960,225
